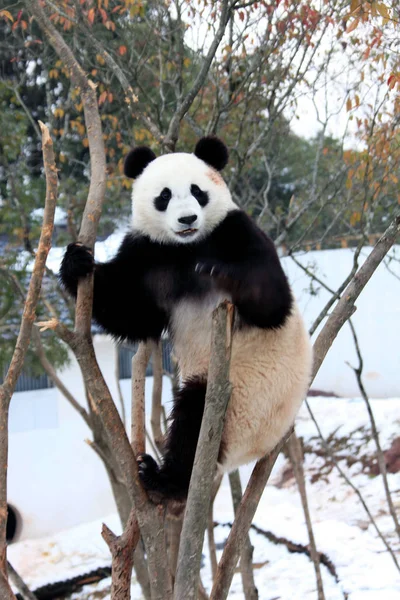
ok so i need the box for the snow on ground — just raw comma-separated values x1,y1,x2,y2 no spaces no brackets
9,396,400,599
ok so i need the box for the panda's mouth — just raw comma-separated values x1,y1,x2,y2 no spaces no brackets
175,228,198,237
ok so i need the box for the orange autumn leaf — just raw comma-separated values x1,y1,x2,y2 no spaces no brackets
346,17,360,33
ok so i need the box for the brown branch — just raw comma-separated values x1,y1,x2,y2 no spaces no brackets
164,0,232,149
289,239,363,337
228,470,258,600
312,213,400,380
174,301,234,599
131,343,151,456
28,0,107,336
208,473,223,583
209,430,291,600
150,341,164,452
129,342,172,600
31,327,91,428
0,121,57,598
7,562,38,600
287,433,325,600
102,508,140,600
114,346,127,428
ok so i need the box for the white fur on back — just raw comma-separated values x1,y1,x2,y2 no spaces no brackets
131,153,237,244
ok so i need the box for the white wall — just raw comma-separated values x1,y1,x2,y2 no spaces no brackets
283,245,400,398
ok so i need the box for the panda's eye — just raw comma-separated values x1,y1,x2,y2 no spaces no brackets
191,184,209,207
154,187,172,211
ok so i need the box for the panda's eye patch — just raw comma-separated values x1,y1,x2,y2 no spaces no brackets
154,187,172,211
191,184,209,207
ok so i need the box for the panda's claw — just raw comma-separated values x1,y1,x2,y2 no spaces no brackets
137,453,161,491
195,261,219,277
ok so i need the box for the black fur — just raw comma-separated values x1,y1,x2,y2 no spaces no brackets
138,377,207,499
154,187,172,212
190,184,209,207
59,210,292,341
194,136,229,171
124,146,156,179
59,243,94,296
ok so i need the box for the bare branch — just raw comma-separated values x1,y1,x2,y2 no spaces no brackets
210,431,292,600
174,301,234,599
32,328,91,427
7,562,38,600
28,0,107,336
0,120,57,597
131,343,152,456
305,401,400,571
287,433,325,600
208,473,223,583
115,346,127,428
151,341,165,452
347,321,400,543
164,0,232,149
312,213,400,380
228,470,258,600
102,508,140,600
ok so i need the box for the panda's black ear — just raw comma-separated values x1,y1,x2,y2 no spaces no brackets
124,146,156,178
194,136,229,171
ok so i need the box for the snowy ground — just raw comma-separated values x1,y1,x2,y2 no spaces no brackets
9,396,400,599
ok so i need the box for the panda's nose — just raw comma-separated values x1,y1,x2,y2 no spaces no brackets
178,215,197,225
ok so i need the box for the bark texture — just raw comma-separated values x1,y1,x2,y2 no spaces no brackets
174,301,234,600
0,121,57,598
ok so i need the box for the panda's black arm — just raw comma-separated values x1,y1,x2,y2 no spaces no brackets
199,210,293,329
59,235,168,342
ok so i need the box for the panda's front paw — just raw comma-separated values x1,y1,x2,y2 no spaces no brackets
59,243,94,295
195,261,238,290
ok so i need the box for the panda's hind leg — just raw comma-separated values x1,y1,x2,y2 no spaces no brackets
138,377,207,500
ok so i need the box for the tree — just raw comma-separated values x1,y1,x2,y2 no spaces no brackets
0,0,399,598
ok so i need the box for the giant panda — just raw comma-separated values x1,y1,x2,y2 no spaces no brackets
60,136,312,500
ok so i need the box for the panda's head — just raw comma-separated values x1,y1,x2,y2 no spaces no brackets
124,136,237,244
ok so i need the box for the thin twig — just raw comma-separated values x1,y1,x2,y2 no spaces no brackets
312,213,400,379
305,400,400,571
228,470,258,600
287,433,325,600
32,328,91,427
347,320,400,543
7,562,38,600
115,346,127,428
165,0,232,149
